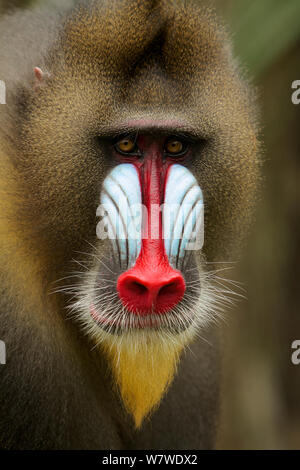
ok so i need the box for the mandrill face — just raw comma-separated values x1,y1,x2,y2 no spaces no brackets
16,1,259,427
87,132,205,333
68,129,209,427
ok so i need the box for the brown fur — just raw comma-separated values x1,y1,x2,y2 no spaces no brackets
0,0,259,449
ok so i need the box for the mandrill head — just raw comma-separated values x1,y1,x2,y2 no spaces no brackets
10,0,259,427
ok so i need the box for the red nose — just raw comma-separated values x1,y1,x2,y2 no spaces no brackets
117,262,185,315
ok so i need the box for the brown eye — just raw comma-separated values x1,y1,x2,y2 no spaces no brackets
165,139,187,156
115,137,136,154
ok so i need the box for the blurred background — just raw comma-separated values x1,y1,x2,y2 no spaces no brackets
1,0,299,450
213,0,300,449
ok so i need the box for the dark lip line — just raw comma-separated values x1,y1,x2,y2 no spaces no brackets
90,304,167,329
90,304,192,334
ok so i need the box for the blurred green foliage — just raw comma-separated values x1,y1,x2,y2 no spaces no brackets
0,0,34,14
216,0,300,77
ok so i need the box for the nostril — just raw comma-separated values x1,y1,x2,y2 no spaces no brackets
155,276,185,313
158,280,181,298
129,281,148,297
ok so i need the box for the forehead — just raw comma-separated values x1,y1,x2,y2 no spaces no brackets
59,1,226,90
40,1,245,137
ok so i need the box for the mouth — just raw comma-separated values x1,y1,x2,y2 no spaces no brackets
89,300,196,334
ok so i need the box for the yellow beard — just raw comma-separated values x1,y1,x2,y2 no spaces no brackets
102,334,186,428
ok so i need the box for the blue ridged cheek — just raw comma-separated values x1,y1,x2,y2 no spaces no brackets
163,164,204,269
99,163,142,268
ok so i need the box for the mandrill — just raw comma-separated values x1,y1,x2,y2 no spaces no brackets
0,0,259,449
